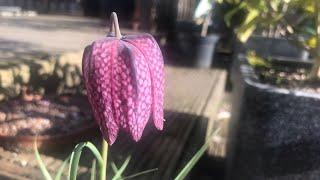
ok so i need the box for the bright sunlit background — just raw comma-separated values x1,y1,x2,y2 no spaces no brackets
0,0,319,180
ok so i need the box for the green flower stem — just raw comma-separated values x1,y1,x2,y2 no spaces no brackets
100,139,109,180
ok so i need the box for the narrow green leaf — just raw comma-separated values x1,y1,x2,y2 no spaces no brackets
174,128,221,180
247,51,271,68
111,162,119,174
112,156,131,180
69,142,86,180
90,159,97,180
54,155,71,180
120,168,158,180
234,7,259,42
34,141,53,180
85,142,104,166
224,1,246,27
243,9,259,25
68,142,104,180
237,24,256,42
236,17,258,43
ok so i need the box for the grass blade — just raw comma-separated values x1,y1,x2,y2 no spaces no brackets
174,128,221,180
120,168,158,180
111,162,119,174
34,141,53,180
85,142,104,165
112,156,131,180
68,142,104,180
54,155,71,180
90,159,97,180
69,143,86,180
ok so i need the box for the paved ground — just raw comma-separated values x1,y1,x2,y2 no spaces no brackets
0,15,139,55
0,15,107,54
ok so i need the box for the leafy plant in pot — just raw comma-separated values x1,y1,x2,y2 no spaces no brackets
223,0,320,179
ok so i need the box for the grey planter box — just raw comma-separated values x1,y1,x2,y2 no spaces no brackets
227,54,320,179
234,36,310,61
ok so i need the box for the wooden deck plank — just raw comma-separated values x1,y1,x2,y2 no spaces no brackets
176,68,227,177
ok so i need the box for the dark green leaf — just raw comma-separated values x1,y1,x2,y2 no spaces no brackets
174,128,220,180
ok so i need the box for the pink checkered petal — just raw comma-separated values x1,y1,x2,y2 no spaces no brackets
111,43,137,133
82,32,164,144
83,40,119,145
124,34,165,130
82,45,101,126
122,42,152,141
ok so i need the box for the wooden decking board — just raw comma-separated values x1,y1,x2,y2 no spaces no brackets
147,100,201,178
153,121,195,179
114,115,193,178
0,66,227,179
165,71,222,178
116,86,205,177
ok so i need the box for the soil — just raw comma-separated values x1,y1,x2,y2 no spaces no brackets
0,94,93,137
254,65,320,93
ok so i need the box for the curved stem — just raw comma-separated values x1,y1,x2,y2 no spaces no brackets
109,12,122,39
100,140,109,180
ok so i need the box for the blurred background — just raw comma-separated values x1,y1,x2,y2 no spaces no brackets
0,0,319,180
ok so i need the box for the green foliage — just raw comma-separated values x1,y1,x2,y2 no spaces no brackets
111,156,131,180
34,142,53,180
174,128,220,180
34,142,72,180
35,142,157,180
35,125,222,180
221,0,317,44
55,155,71,180
247,51,271,68
290,0,314,14
219,0,247,28
90,160,96,180
68,142,104,180
120,168,158,180
224,1,246,27
222,0,320,79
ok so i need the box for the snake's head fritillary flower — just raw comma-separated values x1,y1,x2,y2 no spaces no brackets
82,12,165,145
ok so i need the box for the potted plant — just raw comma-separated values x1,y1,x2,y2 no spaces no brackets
172,0,220,68
224,0,320,179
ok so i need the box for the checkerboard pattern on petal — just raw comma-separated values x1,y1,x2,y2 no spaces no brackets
82,34,164,145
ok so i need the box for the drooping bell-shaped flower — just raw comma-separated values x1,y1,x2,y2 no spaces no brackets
82,12,165,145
